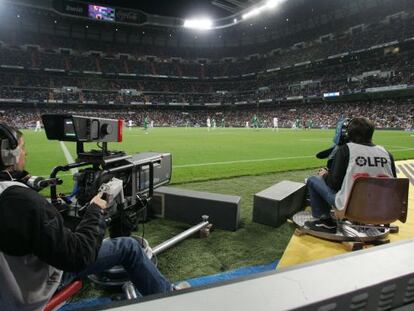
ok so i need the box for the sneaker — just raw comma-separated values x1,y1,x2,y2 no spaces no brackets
305,218,337,234
173,281,191,291
340,223,366,238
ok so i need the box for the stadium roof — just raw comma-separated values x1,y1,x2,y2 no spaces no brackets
3,0,412,56
76,0,260,19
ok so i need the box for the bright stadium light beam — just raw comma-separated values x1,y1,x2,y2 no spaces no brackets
242,0,285,20
242,7,263,20
266,0,280,9
183,18,213,30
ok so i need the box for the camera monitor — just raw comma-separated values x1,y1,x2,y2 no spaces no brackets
42,114,123,143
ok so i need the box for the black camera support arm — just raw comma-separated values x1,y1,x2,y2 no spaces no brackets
49,162,90,204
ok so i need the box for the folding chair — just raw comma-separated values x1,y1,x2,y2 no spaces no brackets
336,176,409,250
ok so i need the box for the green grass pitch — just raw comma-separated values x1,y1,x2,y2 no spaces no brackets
22,128,414,284
25,127,414,184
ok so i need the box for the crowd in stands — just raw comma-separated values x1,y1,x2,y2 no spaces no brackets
1,13,414,78
0,100,412,130
2,5,414,61
1,46,414,106
0,8,412,131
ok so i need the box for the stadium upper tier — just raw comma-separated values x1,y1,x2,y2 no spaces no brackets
3,0,413,58
1,38,414,106
1,11,413,76
1,6,414,106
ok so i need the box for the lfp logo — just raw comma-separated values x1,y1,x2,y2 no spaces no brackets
355,156,388,167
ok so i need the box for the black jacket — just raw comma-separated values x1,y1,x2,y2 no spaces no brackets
325,143,397,191
0,171,106,272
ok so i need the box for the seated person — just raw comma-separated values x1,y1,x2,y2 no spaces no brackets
0,124,178,311
305,117,397,233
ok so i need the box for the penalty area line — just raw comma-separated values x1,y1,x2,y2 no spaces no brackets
59,141,78,174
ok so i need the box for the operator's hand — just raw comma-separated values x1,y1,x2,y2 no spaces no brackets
90,192,108,210
317,167,328,177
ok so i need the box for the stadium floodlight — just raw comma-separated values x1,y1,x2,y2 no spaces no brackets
183,18,213,30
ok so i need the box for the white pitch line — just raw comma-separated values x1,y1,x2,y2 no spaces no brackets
54,146,414,173
173,147,414,169
389,146,414,150
59,141,78,174
298,139,328,142
174,155,315,168
389,148,414,152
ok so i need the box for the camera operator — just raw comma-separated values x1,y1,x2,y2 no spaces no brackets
305,117,397,233
0,124,173,311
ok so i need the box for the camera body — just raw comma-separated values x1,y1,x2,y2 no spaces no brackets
315,118,353,170
333,117,352,146
42,114,172,237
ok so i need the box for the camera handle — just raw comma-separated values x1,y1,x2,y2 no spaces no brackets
49,162,90,205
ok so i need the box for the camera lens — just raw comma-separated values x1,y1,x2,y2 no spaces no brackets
101,124,113,136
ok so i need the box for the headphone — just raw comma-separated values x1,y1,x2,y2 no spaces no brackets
0,123,21,167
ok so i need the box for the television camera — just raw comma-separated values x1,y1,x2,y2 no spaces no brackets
316,117,352,169
41,114,172,237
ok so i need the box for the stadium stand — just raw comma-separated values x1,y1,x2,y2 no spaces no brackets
0,0,414,310
0,99,412,129
0,1,412,129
